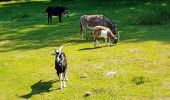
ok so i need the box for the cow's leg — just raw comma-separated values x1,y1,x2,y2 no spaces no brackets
48,14,50,23
59,14,62,23
50,15,52,22
49,15,52,23
59,73,63,89
81,27,86,39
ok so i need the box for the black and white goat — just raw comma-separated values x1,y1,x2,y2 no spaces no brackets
53,46,68,89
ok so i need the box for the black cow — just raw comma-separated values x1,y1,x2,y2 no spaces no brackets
46,6,68,23
53,46,68,90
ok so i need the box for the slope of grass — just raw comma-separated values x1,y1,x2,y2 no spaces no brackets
0,0,170,100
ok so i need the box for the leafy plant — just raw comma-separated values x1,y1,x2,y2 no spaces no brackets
132,76,145,85
11,13,29,21
132,6,170,25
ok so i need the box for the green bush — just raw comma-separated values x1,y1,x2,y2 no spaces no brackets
50,0,73,3
11,13,29,21
132,6,170,25
132,76,145,85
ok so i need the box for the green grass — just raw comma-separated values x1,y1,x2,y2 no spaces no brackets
0,0,170,100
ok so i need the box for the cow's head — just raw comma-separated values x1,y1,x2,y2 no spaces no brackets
61,6,69,17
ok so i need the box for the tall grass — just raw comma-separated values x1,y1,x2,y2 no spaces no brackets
132,6,170,25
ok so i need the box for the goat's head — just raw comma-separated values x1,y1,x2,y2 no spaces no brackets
111,33,119,44
53,46,64,62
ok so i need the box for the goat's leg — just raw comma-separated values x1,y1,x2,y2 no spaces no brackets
63,80,66,88
109,38,112,46
94,39,97,48
57,72,59,78
105,38,108,46
63,69,68,88
63,75,67,88
96,40,100,47
59,73,63,89
65,69,68,81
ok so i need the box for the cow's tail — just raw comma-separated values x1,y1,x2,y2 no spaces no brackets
80,21,83,36
116,32,120,41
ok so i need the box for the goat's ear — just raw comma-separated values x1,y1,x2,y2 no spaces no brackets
51,53,55,55
53,47,57,52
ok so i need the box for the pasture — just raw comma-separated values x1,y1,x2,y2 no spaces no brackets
0,0,170,99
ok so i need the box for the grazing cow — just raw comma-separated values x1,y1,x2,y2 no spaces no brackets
80,15,119,40
53,46,68,89
46,6,68,23
90,26,118,48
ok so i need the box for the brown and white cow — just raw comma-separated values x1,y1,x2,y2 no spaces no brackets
80,15,119,40
90,26,118,48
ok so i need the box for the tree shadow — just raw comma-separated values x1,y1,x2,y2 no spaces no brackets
19,80,59,99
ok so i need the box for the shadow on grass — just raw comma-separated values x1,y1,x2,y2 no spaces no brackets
19,80,59,99
78,45,109,51
0,0,170,53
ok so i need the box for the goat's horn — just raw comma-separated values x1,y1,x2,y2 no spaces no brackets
58,46,64,51
53,47,56,50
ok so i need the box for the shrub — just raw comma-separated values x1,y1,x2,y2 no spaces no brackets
132,6,170,25
132,76,145,85
11,13,29,21
50,0,73,3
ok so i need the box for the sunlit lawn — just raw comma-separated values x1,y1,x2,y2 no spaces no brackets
0,0,170,100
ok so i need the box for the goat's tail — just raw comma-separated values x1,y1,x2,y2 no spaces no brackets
86,25,94,30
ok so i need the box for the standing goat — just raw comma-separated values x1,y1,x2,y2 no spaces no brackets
90,26,119,48
53,46,68,89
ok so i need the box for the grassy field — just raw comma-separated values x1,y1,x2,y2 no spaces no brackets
0,0,170,100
